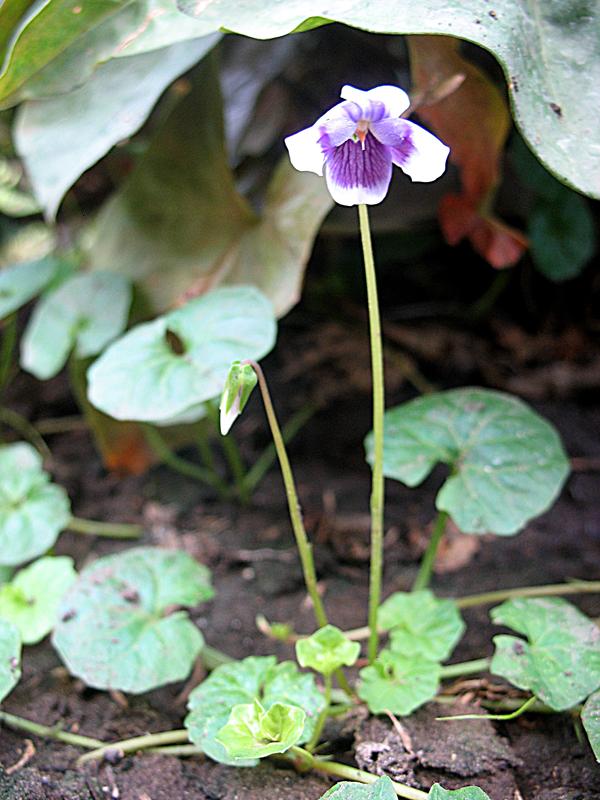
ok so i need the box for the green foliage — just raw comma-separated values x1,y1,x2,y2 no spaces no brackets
0,556,76,644
490,598,600,711
295,625,360,675
582,690,600,762
0,256,62,320
185,655,325,765
21,272,132,379
86,58,333,317
428,786,490,799
365,388,569,535
52,547,213,693
0,442,71,567
358,650,440,715
0,156,40,217
216,699,305,758
0,619,21,703
87,286,276,423
378,591,465,662
319,776,397,800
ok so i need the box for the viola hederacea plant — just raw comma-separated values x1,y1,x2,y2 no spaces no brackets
0,23,598,800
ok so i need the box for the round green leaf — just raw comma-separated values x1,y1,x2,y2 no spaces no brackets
0,556,76,644
429,786,491,800
378,591,465,662
0,442,71,567
490,598,600,711
295,624,360,675
0,256,61,320
366,388,570,535
52,547,213,693
185,655,325,765
0,619,21,703
21,272,132,380
216,699,305,759
87,286,276,423
582,690,600,762
358,650,440,716
320,776,397,800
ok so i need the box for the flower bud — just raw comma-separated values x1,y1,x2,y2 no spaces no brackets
219,361,257,435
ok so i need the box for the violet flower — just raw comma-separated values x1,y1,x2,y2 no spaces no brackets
285,84,450,206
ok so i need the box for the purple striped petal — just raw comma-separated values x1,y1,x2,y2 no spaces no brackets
285,100,357,176
341,85,410,119
371,118,450,182
324,132,392,206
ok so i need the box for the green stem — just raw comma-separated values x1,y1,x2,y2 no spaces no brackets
0,314,17,395
142,424,228,497
0,710,103,749
436,694,537,722
312,757,428,800
412,510,448,592
243,360,328,629
358,203,385,665
434,694,558,714
77,729,189,765
207,403,249,503
439,657,491,680
456,580,600,609
67,516,142,539
201,644,234,669
195,418,219,475
307,674,332,751
0,406,51,459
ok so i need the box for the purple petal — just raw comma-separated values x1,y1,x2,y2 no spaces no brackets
341,85,410,119
371,118,450,182
285,100,357,176
324,132,392,206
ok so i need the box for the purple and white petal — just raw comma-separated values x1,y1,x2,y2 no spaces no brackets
324,133,392,206
371,117,449,182
285,124,326,176
285,101,356,176
341,84,410,119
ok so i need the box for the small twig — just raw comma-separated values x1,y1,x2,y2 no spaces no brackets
6,739,36,774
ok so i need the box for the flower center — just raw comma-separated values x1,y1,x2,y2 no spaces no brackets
353,120,370,150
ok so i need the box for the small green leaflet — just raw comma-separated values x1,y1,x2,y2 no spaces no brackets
365,388,569,535
0,556,76,644
358,650,440,716
87,286,276,423
185,655,325,765
490,598,600,711
295,625,360,676
0,256,62,320
21,272,132,380
582,690,600,762
429,786,491,800
52,547,213,694
216,699,305,758
0,442,71,566
319,776,397,800
0,619,21,703
378,591,465,662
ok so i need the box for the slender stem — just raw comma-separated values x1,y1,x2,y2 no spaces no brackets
0,710,103,749
243,360,327,628
77,729,189,765
67,516,142,539
434,694,558,714
145,744,203,756
0,314,17,394
307,674,332,751
195,419,219,475
0,406,51,460
439,657,491,680
312,757,428,800
456,580,600,609
206,403,249,503
358,203,385,665
35,415,87,435
201,644,234,669
436,694,537,722
412,510,448,592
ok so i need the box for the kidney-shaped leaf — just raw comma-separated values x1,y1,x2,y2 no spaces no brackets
296,624,360,676
52,547,213,693
319,776,397,800
185,655,325,765
0,619,21,703
582,690,600,762
0,556,76,644
0,256,62,320
0,442,71,567
358,650,440,716
490,598,600,711
429,786,491,800
87,286,276,423
366,388,569,535
378,590,464,662
21,272,132,380
216,699,305,759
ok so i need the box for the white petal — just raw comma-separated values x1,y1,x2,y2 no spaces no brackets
285,124,325,176
341,84,410,118
394,120,449,182
219,389,241,435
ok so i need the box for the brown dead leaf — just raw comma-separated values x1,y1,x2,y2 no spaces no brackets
434,518,481,574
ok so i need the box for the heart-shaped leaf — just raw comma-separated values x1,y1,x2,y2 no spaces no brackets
216,699,305,759
378,590,465,662
582,690,600,762
87,286,276,423
21,272,132,380
429,786,491,800
0,442,71,567
185,655,325,765
0,256,62,320
296,625,360,676
358,650,440,715
0,619,21,703
0,556,76,644
490,598,600,711
52,547,213,693
319,776,397,800
365,388,569,535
